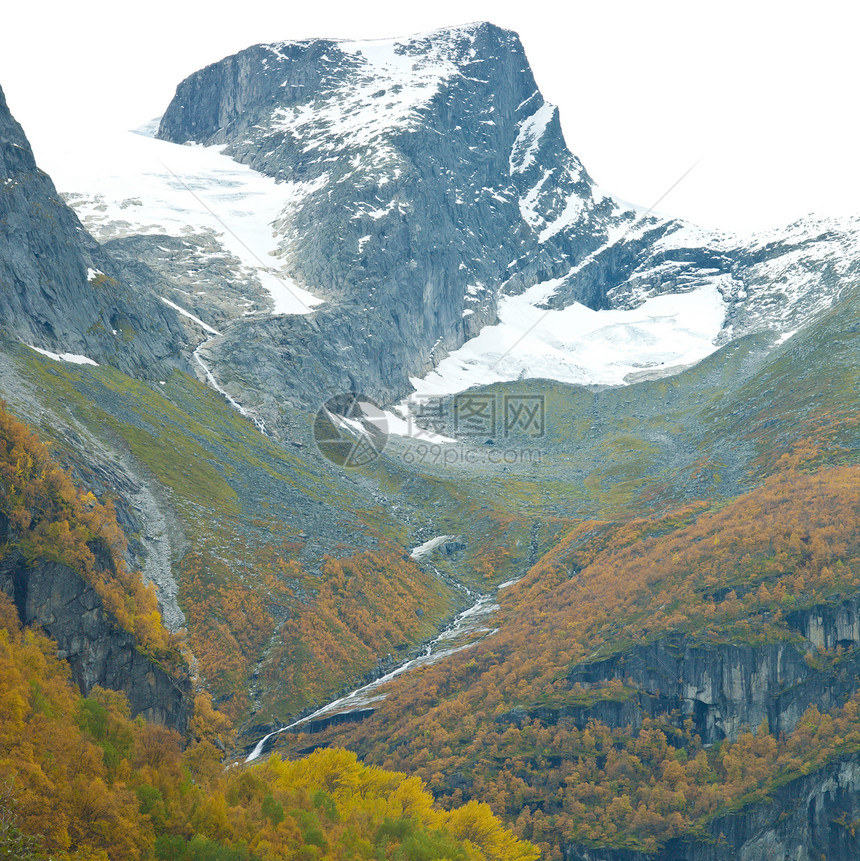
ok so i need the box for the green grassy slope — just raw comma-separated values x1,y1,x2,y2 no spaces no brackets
0,339,549,730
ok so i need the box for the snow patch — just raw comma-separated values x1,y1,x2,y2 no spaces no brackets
44,129,324,316
381,408,456,444
410,535,457,559
497,577,522,590
160,297,222,335
411,278,728,397
510,102,555,175
538,191,586,243
26,345,99,366
271,34,460,163
519,168,553,228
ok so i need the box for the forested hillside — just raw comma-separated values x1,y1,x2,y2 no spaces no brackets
284,423,860,858
0,589,536,860
0,403,180,664
0,406,536,860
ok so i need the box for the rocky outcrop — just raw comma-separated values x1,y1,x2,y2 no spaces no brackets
0,550,190,733
0,83,188,378
565,755,860,861
564,599,860,745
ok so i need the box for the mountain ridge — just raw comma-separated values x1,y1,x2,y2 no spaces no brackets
144,23,857,423
0,85,189,378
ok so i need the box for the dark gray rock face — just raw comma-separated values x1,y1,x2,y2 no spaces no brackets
565,598,860,745
555,601,860,860
0,84,187,377
565,755,860,861
0,550,190,733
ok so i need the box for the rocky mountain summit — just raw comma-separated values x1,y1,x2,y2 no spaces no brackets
5,22,847,432
5,25,856,424
150,23,615,411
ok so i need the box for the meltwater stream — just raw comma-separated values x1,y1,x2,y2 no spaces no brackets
245,578,519,763
193,336,269,435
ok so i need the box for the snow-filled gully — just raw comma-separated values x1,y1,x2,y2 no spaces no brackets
244,578,519,763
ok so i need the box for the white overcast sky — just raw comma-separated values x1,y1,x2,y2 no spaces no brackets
1,0,858,234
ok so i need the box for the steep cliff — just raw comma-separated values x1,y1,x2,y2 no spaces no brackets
0,84,187,377
566,597,860,744
148,24,860,415
564,755,860,861
154,23,620,408
0,549,190,732
0,401,192,733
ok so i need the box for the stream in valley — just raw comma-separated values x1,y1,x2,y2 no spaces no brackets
245,577,519,762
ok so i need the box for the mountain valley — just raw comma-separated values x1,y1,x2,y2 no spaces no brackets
0,20,858,861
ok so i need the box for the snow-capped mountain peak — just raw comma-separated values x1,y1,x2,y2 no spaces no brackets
32,22,860,425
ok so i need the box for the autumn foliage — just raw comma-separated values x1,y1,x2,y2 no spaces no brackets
177,536,455,722
0,401,180,666
310,464,860,857
0,589,536,860
260,548,454,714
